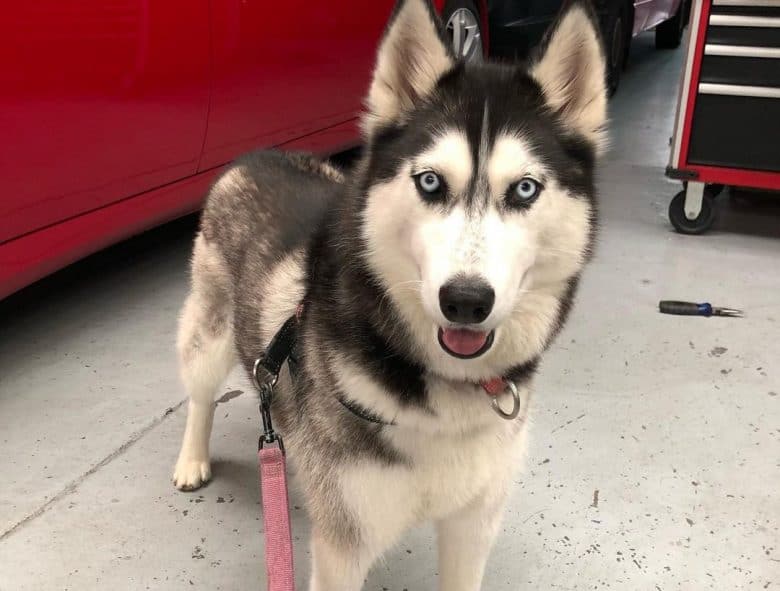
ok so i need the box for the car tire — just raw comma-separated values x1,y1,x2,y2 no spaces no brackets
442,0,484,62
656,0,687,49
604,1,631,96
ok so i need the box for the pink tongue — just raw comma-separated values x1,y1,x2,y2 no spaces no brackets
441,328,489,356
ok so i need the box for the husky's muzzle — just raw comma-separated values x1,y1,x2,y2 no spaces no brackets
437,275,495,358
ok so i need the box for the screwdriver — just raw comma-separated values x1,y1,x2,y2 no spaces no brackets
659,301,742,317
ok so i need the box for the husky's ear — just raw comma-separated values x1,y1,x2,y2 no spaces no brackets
363,0,455,137
530,1,608,152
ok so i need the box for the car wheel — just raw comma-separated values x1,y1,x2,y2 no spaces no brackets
605,1,631,96
443,0,484,62
656,0,687,49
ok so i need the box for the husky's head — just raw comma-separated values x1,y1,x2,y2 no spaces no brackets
356,0,607,382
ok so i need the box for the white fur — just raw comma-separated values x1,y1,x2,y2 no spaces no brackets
212,165,246,194
332,365,528,591
530,5,609,152
413,130,474,193
258,250,306,344
487,134,549,193
363,0,454,136
173,236,237,490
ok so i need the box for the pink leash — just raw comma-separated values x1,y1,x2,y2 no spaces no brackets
252,315,300,591
259,443,295,591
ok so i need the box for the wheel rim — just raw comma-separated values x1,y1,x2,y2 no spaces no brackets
446,8,482,62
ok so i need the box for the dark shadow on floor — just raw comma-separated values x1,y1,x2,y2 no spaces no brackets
713,189,780,239
0,215,199,323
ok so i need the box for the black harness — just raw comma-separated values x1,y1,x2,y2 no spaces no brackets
254,315,394,429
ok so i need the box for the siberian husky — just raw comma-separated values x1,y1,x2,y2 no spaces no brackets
172,0,607,588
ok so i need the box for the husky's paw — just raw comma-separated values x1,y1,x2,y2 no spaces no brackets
173,459,211,491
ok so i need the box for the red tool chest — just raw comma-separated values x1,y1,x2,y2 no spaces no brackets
666,0,780,233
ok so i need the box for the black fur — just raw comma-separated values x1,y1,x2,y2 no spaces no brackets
304,212,430,410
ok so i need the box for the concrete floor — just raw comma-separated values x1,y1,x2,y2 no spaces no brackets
1,34,778,590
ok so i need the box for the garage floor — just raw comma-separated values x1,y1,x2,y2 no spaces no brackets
1,34,778,590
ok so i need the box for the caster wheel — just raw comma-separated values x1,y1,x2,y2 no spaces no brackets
668,190,716,234
682,182,724,198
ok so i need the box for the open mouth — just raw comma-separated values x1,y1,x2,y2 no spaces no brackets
438,327,494,359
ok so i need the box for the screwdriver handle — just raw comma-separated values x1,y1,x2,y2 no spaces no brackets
659,301,712,316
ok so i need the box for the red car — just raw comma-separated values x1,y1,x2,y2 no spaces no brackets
1,0,423,299
1,0,685,299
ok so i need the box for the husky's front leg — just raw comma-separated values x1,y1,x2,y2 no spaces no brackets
172,235,236,490
437,489,507,591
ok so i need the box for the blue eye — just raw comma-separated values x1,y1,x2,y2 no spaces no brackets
414,171,444,199
418,171,441,192
507,177,542,207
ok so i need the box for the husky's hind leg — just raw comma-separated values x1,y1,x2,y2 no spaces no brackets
173,234,236,491
309,531,374,591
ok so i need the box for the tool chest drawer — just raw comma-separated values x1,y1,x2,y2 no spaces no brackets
686,1,780,172
707,2,780,46
702,2,780,86
666,0,780,233
688,93,780,172
699,53,780,86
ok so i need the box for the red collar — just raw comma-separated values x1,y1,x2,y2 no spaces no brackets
480,377,508,396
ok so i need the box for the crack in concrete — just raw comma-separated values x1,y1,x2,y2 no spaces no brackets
551,413,587,433
0,399,186,542
216,389,243,404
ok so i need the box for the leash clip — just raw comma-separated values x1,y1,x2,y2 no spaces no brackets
253,358,284,453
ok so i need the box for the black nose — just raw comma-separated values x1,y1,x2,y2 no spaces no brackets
439,276,495,324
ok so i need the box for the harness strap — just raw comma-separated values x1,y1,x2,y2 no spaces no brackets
259,316,299,378
337,396,395,426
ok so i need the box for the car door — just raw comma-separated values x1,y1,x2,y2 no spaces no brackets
0,0,210,243
199,0,394,170
633,0,654,33
646,0,681,30
528,0,567,42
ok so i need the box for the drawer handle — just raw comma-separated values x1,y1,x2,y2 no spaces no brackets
699,82,780,98
713,0,780,7
705,44,780,57
710,14,780,27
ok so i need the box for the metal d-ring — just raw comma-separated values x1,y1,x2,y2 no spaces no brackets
252,357,279,391
491,379,522,420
